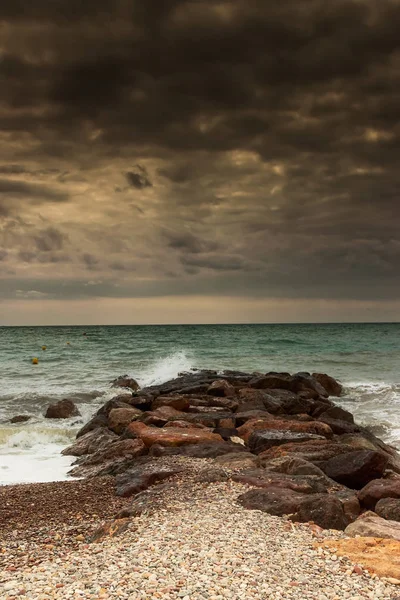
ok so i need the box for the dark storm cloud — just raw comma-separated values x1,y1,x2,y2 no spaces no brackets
125,166,152,189
1,0,400,307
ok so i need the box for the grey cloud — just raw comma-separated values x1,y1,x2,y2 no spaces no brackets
125,166,152,189
34,227,67,252
166,231,219,254
0,179,69,202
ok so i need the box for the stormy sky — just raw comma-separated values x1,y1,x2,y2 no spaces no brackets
1,0,400,324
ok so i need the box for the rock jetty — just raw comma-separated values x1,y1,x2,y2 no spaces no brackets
62,369,400,536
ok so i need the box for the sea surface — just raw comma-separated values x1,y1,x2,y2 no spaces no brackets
1,323,400,485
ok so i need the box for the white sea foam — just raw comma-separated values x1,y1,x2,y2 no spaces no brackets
136,350,193,387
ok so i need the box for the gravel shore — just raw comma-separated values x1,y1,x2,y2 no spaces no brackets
1,458,400,600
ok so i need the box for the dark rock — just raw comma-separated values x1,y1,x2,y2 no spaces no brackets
317,416,360,435
375,498,400,522
177,411,232,428
112,375,140,391
294,494,349,530
249,373,328,399
314,405,354,423
334,489,361,523
139,406,187,426
235,410,274,427
207,379,235,397
62,427,118,456
237,486,306,516
237,388,283,414
127,394,154,411
68,439,147,478
115,461,184,497
188,396,239,411
311,373,343,397
76,413,109,438
324,450,388,489
248,430,325,455
258,456,329,478
358,479,400,510
214,452,258,470
338,432,400,475
45,399,80,419
196,468,231,483
237,417,332,443
213,427,239,441
152,395,191,411
9,415,31,423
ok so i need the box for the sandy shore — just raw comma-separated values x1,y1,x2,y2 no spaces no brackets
1,459,400,600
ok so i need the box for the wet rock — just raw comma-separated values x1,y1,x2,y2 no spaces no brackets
152,394,191,411
237,388,283,414
127,394,154,411
339,432,400,474
311,373,343,397
108,407,143,434
96,396,134,417
62,427,118,456
127,421,223,448
324,450,388,489
90,518,132,542
376,498,400,521
69,439,147,477
249,372,328,398
45,399,81,419
112,375,140,391
177,411,232,428
9,415,31,423
248,430,325,455
358,478,400,510
207,379,235,397
115,461,184,497
188,396,239,411
234,410,274,427
163,420,206,429
345,511,400,541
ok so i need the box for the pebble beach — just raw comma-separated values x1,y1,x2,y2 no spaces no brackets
1,459,400,600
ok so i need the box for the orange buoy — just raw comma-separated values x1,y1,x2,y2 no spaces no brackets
42,345,47,351
32,357,39,364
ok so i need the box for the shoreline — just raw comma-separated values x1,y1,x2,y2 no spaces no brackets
2,368,400,598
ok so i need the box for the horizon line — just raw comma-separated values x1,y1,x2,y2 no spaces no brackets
1,321,399,328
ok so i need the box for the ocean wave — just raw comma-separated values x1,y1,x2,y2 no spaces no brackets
136,350,193,387
0,426,76,450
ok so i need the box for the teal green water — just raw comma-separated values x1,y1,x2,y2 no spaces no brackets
1,323,400,483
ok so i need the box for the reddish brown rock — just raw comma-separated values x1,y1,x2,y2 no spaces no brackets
115,460,184,497
140,406,186,426
339,433,400,475
358,478,400,510
112,375,140,391
334,489,361,523
324,450,388,489
108,407,142,434
248,430,325,455
316,416,360,435
45,399,81,419
311,373,343,397
258,456,329,478
237,418,332,443
207,379,235,397
81,438,147,466
234,410,274,427
219,418,236,429
232,469,328,494
375,498,400,522
152,395,190,411
314,405,354,423
187,396,239,411
150,441,248,458
163,420,206,429
127,422,223,448
237,388,283,414
214,452,258,470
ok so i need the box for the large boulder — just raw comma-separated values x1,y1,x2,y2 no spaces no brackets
188,396,239,411
149,441,248,459
249,373,328,399
375,498,400,522
311,373,343,397
258,456,329,478
338,432,400,474
314,405,354,423
108,407,143,434
45,399,80,419
214,452,258,470
237,487,348,530
207,379,235,397
69,438,147,478
76,413,108,438
232,469,328,494
345,511,400,541
234,410,274,427
358,478,400,510
248,430,325,455
152,395,191,411
316,416,360,435
324,450,388,489
112,375,140,391
237,388,283,414
126,422,223,448
139,406,187,426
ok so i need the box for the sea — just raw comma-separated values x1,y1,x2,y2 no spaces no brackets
1,322,400,485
